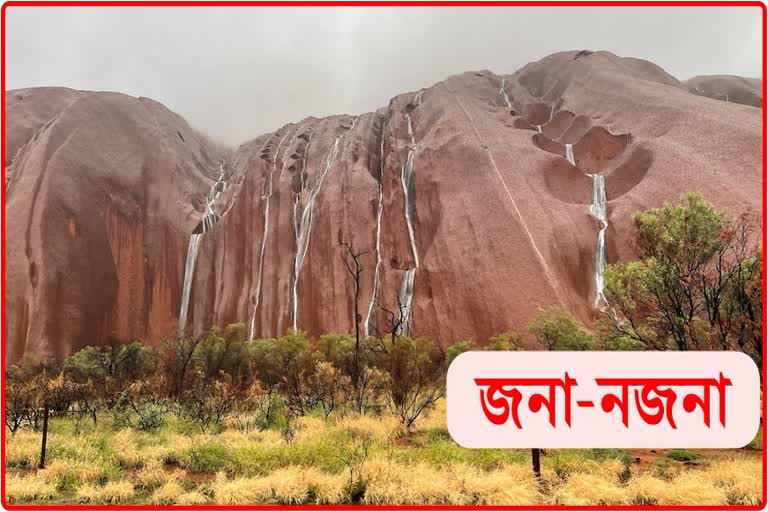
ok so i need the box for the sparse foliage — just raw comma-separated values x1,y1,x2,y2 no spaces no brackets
528,306,593,351
603,193,762,369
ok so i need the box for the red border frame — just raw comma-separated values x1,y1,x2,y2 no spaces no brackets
1,1,765,510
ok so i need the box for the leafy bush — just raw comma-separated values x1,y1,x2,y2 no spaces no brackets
528,306,593,350
136,404,166,432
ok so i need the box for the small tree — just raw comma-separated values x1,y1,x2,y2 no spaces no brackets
112,375,169,432
5,380,37,434
487,331,523,350
68,380,101,434
231,380,281,432
193,323,250,383
528,306,593,350
179,374,241,434
445,341,478,365
316,334,382,413
604,193,762,369
339,241,368,392
250,331,316,416
308,361,350,420
377,291,408,346
159,335,205,397
248,340,285,424
376,336,446,432
37,372,81,469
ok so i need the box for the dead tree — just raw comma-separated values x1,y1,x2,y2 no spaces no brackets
378,290,409,348
340,240,367,388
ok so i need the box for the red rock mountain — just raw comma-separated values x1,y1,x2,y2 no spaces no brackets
5,51,762,363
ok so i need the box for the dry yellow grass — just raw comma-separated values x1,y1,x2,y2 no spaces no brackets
295,416,327,441
136,459,185,490
363,458,540,505
702,456,762,505
177,491,210,504
111,429,146,469
335,414,401,443
415,399,447,432
632,472,728,505
5,431,39,467
549,473,629,505
150,480,186,504
5,472,57,503
211,466,348,504
76,481,135,503
212,472,272,504
363,459,455,504
263,466,320,503
38,459,105,484
450,463,541,505
300,467,348,504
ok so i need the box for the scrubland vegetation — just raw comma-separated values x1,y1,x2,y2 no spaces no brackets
4,193,763,505
5,391,762,506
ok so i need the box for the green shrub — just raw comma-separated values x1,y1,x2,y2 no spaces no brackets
528,306,593,350
665,449,700,462
137,404,165,432
180,441,232,473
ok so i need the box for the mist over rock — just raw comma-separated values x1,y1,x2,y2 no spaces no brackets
5,50,762,363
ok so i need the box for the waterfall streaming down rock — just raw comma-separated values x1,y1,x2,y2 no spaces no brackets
247,131,292,341
401,135,419,268
363,122,386,338
398,268,416,333
498,77,512,109
397,91,424,335
178,162,228,334
292,126,349,331
565,143,575,166
178,233,202,333
589,174,609,309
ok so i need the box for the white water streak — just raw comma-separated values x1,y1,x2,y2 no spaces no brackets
398,268,416,334
397,91,424,335
179,162,229,333
179,234,202,332
565,143,575,166
363,120,386,337
589,174,609,310
402,115,420,268
498,77,512,109
247,131,292,340
292,135,342,330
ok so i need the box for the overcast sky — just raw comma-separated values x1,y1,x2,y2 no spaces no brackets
6,6,762,145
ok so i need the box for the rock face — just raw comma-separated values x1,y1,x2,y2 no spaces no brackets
5,88,228,362
685,75,762,108
5,51,762,363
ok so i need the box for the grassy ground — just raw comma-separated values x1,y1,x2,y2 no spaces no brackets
5,400,763,506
